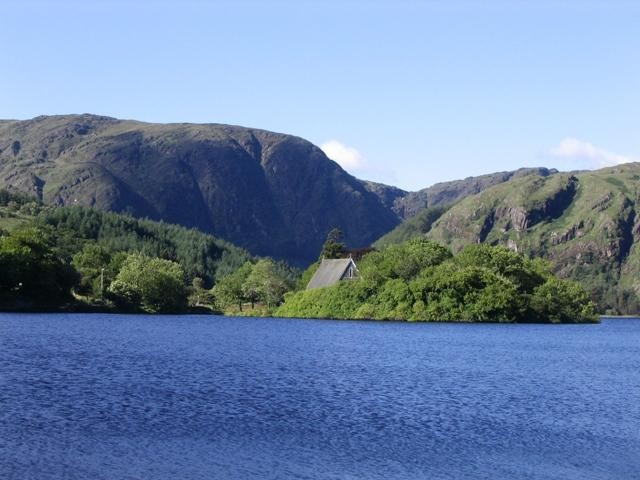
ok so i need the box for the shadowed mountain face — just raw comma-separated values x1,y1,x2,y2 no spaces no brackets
0,115,400,265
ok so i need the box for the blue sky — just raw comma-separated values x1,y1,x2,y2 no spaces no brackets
1,0,638,190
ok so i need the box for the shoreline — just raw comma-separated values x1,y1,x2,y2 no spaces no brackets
2,309,632,324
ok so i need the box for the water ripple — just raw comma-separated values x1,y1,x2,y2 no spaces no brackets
1,314,639,480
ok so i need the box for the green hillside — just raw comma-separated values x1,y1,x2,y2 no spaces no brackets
419,164,640,313
374,204,451,248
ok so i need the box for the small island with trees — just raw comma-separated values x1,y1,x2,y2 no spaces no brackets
279,234,596,323
0,191,597,323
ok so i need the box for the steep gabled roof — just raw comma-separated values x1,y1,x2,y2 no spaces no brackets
306,258,358,290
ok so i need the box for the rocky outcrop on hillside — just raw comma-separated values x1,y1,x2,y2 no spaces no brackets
424,165,640,313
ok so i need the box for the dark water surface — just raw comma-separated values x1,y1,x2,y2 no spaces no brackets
1,314,639,480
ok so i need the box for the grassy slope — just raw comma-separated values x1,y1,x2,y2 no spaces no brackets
374,204,451,248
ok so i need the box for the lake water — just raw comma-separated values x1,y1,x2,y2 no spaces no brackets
1,314,639,480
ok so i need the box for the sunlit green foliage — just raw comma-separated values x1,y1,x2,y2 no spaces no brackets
320,228,348,259
279,280,371,320
72,244,113,297
359,237,453,284
215,259,297,311
214,262,253,311
530,277,598,323
0,227,79,308
278,238,597,323
409,263,522,322
108,253,187,313
243,259,296,307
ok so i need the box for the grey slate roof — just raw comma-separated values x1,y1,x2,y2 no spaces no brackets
306,258,359,290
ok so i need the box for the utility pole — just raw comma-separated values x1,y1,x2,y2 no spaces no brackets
100,268,105,301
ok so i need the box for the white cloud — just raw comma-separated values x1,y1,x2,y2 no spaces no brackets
549,137,638,167
320,140,366,171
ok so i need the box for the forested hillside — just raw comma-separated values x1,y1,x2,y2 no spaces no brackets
0,190,257,312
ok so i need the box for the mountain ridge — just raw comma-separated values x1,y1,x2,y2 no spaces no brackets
0,114,400,265
1,114,560,265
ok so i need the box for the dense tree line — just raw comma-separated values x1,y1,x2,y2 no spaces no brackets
35,207,250,286
277,238,597,323
0,228,78,308
0,221,298,314
0,191,275,313
109,253,188,313
0,225,196,313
